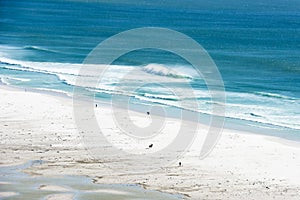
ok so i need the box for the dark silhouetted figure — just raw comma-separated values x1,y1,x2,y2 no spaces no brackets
147,111,150,115
179,162,182,167
95,104,98,108
149,144,153,148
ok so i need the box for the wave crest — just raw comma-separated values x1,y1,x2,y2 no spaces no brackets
23,46,60,54
142,64,192,79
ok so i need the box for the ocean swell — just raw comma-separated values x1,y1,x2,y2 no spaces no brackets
142,64,192,79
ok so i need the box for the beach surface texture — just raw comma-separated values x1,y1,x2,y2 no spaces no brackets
1,86,300,199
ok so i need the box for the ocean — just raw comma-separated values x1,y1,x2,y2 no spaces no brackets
0,0,299,138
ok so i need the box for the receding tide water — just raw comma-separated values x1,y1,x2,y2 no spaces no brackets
0,1,299,136
0,160,182,200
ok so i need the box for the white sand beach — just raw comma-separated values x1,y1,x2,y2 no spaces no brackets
1,85,300,199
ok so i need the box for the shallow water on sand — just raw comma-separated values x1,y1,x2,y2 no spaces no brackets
0,160,182,200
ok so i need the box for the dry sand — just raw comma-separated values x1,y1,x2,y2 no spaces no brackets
1,85,300,199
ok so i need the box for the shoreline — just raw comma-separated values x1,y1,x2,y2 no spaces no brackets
2,81,300,143
1,85,300,199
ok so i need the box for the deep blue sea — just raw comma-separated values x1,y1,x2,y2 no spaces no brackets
0,0,299,137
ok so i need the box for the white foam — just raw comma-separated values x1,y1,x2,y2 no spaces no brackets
23,45,60,54
142,63,193,79
144,93,179,101
35,88,72,97
1,76,31,82
0,56,86,76
0,77,11,85
56,74,76,86
1,56,299,130
255,91,296,100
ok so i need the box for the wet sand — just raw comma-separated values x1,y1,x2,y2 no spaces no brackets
0,160,182,200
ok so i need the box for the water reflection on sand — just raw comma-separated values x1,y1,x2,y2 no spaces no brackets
0,160,182,200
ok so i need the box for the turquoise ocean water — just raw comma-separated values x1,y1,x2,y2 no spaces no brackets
0,0,299,139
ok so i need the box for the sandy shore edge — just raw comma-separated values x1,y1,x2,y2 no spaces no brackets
1,85,300,199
